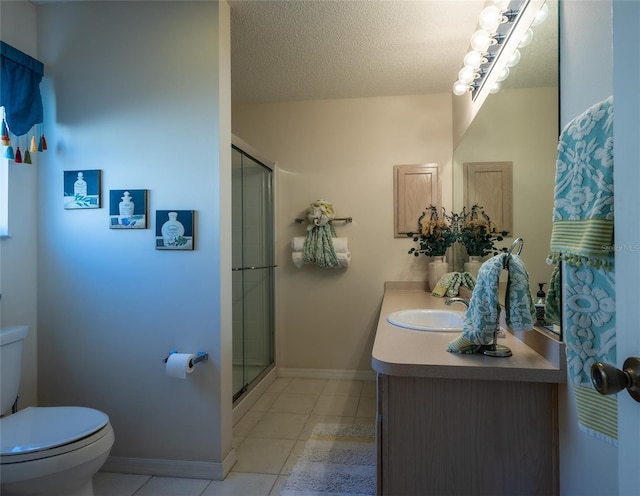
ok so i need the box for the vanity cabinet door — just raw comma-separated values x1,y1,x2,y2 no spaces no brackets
378,374,558,496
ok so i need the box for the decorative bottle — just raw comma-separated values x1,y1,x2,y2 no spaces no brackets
119,191,134,217
535,283,547,325
161,212,184,246
74,172,87,196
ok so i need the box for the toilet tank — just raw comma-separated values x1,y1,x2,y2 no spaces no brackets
0,326,28,415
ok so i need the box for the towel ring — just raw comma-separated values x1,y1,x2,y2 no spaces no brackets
509,238,524,256
503,238,524,269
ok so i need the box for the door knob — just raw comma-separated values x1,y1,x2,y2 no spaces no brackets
591,357,640,403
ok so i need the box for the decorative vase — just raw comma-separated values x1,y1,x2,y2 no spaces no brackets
428,256,449,292
73,172,87,196
464,256,483,278
119,191,134,218
161,211,185,247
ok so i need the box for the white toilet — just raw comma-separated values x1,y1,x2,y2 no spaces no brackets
0,326,114,496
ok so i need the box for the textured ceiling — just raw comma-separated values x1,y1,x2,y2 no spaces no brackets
230,0,558,105
230,0,485,104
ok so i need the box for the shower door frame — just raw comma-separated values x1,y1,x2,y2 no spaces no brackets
231,136,276,403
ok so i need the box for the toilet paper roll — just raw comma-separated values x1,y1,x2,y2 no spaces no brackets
165,353,196,379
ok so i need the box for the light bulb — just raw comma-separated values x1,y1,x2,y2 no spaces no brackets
518,29,534,48
478,6,503,33
490,82,502,94
458,67,476,84
507,49,521,67
470,30,492,52
496,66,510,82
452,80,469,96
532,3,549,26
463,50,484,69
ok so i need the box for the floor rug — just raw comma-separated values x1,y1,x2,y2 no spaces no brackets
281,423,376,496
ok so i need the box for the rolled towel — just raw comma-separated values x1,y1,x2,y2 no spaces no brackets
336,251,350,268
292,251,304,268
292,236,348,253
292,236,306,251
293,250,350,268
332,237,348,253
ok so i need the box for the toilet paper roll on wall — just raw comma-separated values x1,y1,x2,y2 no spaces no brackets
165,353,196,379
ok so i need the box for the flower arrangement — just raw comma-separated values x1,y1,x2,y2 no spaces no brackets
408,204,507,258
407,206,457,257
457,204,507,257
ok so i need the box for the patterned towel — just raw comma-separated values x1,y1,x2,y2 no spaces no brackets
549,97,617,445
563,264,617,444
303,222,341,269
447,253,535,354
544,265,561,326
549,96,614,269
432,272,475,297
299,200,344,269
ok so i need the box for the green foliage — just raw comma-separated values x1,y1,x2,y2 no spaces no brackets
407,206,457,257
457,204,508,257
408,204,507,258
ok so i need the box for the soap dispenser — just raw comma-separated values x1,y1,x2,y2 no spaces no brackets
535,283,546,324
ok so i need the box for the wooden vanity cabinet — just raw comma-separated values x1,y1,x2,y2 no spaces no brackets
376,373,559,496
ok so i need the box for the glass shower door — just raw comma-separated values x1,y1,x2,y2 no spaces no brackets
232,146,275,401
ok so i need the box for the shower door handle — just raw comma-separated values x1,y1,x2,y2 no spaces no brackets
232,265,278,271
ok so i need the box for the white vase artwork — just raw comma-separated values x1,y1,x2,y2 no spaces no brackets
428,255,449,292
161,212,185,247
73,172,87,197
119,191,134,218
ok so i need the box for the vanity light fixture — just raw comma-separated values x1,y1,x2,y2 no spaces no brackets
452,0,549,99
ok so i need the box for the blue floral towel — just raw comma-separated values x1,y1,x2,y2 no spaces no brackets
549,97,617,445
549,96,614,268
447,253,535,353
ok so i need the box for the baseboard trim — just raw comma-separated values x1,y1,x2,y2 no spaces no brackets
101,368,374,480
101,448,237,481
277,367,376,381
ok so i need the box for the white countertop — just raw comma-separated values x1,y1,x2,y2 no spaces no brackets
372,282,566,383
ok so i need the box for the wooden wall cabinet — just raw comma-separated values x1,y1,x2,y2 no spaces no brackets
463,161,513,234
394,164,441,238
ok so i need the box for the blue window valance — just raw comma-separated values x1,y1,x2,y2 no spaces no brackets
1,41,44,137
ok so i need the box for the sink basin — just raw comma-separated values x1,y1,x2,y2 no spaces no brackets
386,309,465,332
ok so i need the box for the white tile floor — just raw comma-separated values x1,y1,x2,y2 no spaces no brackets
94,377,376,496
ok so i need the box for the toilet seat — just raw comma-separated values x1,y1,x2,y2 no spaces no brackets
0,407,110,464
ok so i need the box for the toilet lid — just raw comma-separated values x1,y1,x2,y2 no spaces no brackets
0,406,109,455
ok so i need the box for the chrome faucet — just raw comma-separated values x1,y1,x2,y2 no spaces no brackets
445,297,470,309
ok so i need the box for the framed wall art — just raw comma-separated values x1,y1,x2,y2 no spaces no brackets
63,169,101,209
155,210,194,250
109,189,148,229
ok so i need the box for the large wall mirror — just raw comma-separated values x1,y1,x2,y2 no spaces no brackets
453,0,559,299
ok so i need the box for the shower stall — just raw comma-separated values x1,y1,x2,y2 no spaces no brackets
231,138,275,402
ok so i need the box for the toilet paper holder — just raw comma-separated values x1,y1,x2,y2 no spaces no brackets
162,350,209,367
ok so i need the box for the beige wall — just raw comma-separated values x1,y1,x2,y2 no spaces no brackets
453,86,558,289
233,94,452,372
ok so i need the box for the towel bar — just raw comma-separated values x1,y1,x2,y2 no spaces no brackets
295,216,352,224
